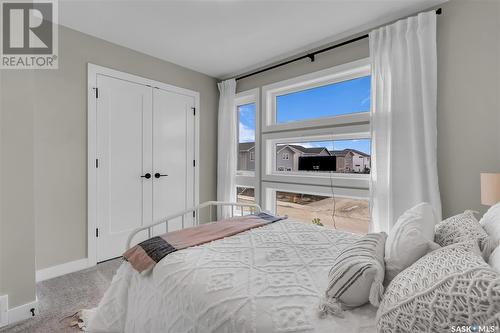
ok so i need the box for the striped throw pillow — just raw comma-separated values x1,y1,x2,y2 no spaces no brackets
319,232,387,318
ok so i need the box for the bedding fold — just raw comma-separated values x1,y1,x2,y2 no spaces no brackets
124,212,285,272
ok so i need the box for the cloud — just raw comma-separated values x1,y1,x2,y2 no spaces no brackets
239,123,255,143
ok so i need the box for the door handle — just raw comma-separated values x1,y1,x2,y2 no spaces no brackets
154,173,168,178
141,173,151,179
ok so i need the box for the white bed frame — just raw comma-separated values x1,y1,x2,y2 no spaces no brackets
126,201,262,249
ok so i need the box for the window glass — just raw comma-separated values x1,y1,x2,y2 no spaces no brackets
276,191,369,234
275,139,371,174
236,186,255,215
276,76,370,124
237,103,256,171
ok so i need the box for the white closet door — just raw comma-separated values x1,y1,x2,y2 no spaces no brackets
96,75,153,262
152,88,195,234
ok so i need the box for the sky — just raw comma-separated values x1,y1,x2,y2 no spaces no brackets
238,75,371,154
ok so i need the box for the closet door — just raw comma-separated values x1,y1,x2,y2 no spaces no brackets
96,75,153,262
152,88,195,234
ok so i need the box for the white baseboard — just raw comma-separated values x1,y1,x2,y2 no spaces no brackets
7,298,39,326
36,258,90,282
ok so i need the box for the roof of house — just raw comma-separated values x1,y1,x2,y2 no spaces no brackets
239,142,255,151
277,144,330,155
330,149,370,157
239,143,370,157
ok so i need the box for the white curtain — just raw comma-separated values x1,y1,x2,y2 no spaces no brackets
217,79,237,218
369,11,442,232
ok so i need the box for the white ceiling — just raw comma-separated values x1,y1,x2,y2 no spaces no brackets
59,0,446,79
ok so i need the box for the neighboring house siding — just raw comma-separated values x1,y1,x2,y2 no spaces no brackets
276,147,294,171
238,149,255,171
336,156,346,171
352,153,370,172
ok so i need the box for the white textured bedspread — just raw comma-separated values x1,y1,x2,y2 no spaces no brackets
82,220,377,333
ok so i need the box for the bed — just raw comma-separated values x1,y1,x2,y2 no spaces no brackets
81,202,377,332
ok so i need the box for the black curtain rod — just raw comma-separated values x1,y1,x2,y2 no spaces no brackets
236,7,442,81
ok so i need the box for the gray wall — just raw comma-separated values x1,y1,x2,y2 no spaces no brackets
436,0,499,218
1,25,218,307
1,70,37,309
237,0,500,219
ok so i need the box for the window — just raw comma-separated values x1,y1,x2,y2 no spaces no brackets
260,59,371,233
236,186,255,215
263,59,370,132
275,191,369,234
235,89,260,205
276,76,370,124
274,139,371,174
237,103,256,172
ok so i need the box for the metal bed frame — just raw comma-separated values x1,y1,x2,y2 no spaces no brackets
126,201,262,249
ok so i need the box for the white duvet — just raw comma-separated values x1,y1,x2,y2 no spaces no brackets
82,220,377,333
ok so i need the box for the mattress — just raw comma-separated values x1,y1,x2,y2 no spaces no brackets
82,220,377,332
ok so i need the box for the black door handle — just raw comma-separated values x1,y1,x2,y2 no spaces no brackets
154,173,168,178
141,173,151,179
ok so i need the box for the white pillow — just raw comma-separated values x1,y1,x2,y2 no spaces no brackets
435,210,497,259
480,202,500,243
384,202,439,284
490,245,500,272
319,232,387,318
377,241,500,333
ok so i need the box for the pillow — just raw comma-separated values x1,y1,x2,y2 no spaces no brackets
318,232,387,318
490,245,500,273
435,210,497,259
480,202,500,243
384,202,439,284
377,242,500,332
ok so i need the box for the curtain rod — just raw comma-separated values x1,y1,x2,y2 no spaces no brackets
235,7,442,81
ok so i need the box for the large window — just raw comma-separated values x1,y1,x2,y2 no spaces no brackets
260,59,371,234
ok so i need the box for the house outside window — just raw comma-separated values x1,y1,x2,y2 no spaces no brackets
282,152,289,160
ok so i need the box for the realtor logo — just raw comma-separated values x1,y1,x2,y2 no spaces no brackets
1,0,58,69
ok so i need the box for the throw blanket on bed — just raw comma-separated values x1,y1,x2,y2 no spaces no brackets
124,212,285,272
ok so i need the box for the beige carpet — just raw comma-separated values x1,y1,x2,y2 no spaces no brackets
0,259,121,333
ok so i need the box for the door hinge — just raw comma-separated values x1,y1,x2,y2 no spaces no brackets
191,107,196,116
95,159,99,168
193,160,196,167
96,228,99,238
93,87,99,99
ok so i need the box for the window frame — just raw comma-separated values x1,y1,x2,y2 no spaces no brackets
262,58,370,133
260,58,371,222
262,125,370,188
235,88,260,204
